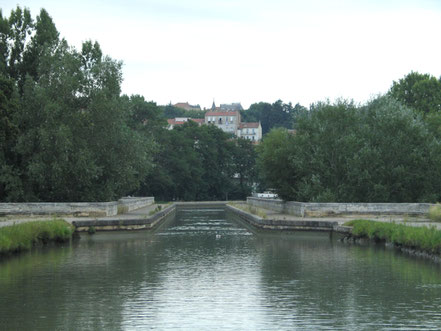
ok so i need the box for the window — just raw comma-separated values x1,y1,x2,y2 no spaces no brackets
219,118,222,124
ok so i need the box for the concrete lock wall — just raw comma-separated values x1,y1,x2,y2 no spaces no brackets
0,197,155,217
247,197,433,217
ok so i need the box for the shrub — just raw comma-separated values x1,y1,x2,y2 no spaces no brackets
428,204,441,222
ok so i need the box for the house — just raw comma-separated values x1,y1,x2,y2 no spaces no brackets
237,122,262,142
205,111,241,135
220,103,243,111
167,117,204,130
168,101,262,142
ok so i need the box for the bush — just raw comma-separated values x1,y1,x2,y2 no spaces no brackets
428,204,441,222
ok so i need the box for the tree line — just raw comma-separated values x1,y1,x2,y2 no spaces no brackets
2,7,441,204
0,7,257,202
258,73,441,203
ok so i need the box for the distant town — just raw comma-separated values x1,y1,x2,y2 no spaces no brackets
167,102,262,142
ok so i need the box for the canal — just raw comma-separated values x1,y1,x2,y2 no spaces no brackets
1,208,441,330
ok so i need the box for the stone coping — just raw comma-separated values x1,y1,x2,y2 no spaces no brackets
0,197,155,217
247,197,433,217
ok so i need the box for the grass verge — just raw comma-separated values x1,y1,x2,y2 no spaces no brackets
0,219,74,256
344,220,441,255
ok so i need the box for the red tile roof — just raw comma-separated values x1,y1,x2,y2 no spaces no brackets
167,118,204,126
239,122,260,129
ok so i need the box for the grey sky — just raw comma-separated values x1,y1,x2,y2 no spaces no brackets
2,0,441,108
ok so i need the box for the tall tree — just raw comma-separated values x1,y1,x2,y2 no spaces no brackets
0,7,156,202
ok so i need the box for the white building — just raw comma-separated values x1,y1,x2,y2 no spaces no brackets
204,111,241,135
237,122,262,142
167,117,204,130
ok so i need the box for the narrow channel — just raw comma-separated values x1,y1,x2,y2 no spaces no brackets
1,208,441,330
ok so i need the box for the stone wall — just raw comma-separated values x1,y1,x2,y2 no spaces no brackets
0,197,155,217
117,197,154,213
247,197,433,217
226,204,340,232
0,202,118,217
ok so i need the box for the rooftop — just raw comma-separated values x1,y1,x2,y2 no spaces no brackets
205,111,240,117
239,122,260,129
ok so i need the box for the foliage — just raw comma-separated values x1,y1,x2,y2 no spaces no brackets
242,100,305,135
389,71,441,115
139,122,258,201
0,6,158,202
0,219,74,255
346,219,441,255
258,97,441,202
428,204,441,222
161,104,206,119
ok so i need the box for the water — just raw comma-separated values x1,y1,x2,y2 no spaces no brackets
1,208,441,330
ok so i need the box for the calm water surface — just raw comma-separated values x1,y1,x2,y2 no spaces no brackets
1,208,441,330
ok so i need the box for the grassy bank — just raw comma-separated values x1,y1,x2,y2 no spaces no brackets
345,220,441,255
0,219,74,256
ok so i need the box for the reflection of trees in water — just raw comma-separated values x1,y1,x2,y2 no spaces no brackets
0,220,170,330
2,210,441,329
254,231,441,329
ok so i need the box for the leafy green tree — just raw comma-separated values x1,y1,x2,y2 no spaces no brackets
139,121,257,201
0,7,156,202
230,138,257,199
242,100,303,135
258,97,441,203
389,71,441,115
257,128,297,199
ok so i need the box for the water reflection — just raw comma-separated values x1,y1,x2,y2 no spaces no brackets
0,208,440,330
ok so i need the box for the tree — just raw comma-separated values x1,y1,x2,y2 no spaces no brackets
139,121,257,201
230,138,257,199
243,100,302,135
389,71,441,115
0,7,156,202
257,97,441,203
257,128,297,199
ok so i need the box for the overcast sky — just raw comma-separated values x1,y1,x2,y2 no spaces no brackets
2,0,441,109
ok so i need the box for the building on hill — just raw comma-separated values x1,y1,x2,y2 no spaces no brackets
205,111,241,135
220,103,243,111
173,102,201,111
167,117,204,130
237,122,262,142
167,101,261,142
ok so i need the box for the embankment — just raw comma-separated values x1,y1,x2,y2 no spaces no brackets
341,220,441,262
0,219,74,256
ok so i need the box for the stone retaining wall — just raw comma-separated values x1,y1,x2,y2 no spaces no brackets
247,197,433,217
226,204,340,231
0,202,118,217
0,197,154,217
117,197,155,213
